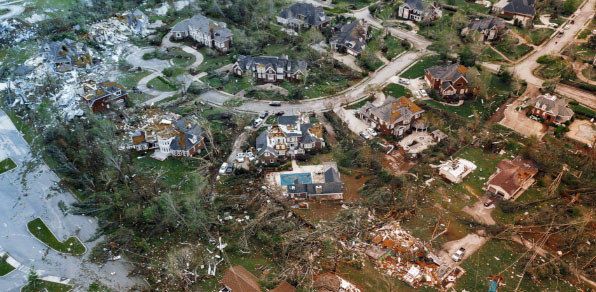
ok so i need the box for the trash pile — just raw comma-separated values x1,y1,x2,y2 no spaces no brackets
88,17,132,46
0,18,36,46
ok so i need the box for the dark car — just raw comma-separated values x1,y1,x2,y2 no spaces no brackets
484,198,496,208
269,101,281,106
225,163,235,174
259,111,269,119
275,111,285,116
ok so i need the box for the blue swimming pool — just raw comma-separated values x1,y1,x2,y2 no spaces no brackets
280,173,312,186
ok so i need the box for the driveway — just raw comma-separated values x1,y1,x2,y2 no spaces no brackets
499,92,546,138
125,46,171,72
439,232,488,265
333,107,368,135
0,110,141,292
461,198,496,226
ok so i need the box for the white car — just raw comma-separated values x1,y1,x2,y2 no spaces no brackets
366,128,378,137
246,151,255,161
359,131,371,140
452,248,466,262
398,78,410,85
564,25,570,30
419,89,428,97
548,23,558,28
219,162,228,174
236,152,245,163
253,118,263,128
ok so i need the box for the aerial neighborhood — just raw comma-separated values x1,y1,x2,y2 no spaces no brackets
1,0,596,291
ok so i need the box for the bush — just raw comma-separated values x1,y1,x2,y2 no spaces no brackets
537,55,556,64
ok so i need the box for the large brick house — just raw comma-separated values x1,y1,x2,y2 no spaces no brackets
424,64,470,98
77,80,128,113
256,114,325,165
529,94,574,125
276,3,331,30
484,157,538,200
171,13,233,52
233,55,307,83
398,0,442,22
329,20,369,56
359,94,425,137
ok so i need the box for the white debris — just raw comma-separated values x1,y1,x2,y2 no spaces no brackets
174,0,190,10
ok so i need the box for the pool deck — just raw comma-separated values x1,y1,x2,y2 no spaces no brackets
265,161,337,189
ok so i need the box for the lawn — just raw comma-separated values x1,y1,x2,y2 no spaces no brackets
116,71,152,89
169,48,196,67
494,43,533,60
0,254,15,277
399,55,442,79
147,76,177,91
27,218,86,256
0,158,17,174
21,280,73,292
384,83,410,98
133,153,198,193
572,43,596,63
382,35,407,60
535,57,569,79
529,28,554,45
196,48,235,72
581,66,596,82
0,8,9,15
480,47,506,63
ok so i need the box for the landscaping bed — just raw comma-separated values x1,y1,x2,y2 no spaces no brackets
0,254,15,277
21,280,73,292
27,218,86,256
0,158,17,175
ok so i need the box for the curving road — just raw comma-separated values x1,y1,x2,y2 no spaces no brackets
0,4,25,20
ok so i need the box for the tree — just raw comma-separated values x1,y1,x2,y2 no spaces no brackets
588,35,596,49
28,267,39,288
459,46,477,67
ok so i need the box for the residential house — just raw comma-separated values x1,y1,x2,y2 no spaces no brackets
313,273,362,292
256,114,325,164
286,162,344,200
359,93,425,137
171,13,233,52
233,54,307,83
219,266,260,292
529,93,574,125
277,3,331,30
398,0,442,22
484,157,538,200
330,19,369,56
438,158,477,183
493,0,535,25
127,110,206,161
424,63,470,98
461,17,507,41
39,39,92,72
127,9,148,35
270,281,296,292
77,80,128,113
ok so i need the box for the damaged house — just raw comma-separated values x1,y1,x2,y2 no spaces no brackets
359,93,425,137
424,63,470,98
484,157,538,200
77,80,128,113
233,54,307,83
39,39,93,72
126,9,148,35
286,162,344,200
171,13,233,52
461,17,507,41
256,114,325,165
126,110,206,161
329,19,369,56
438,158,477,183
276,3,331,30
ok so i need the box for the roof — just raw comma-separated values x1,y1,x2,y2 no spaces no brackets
256,130,268,150
39,38,89,65
403,0,425,11
278,115,299,126
277,3,330,27
171,13,233,42
466,17,505,32
330,20,368,54
439,158,477,180
531,94,574,119
236,55,307,74
503,0,535,16
270,281,296,292
425,63,468,82
221,266,261,292
487,157,538,195
287,164,343,195
324,167,341,183
359,96,424,125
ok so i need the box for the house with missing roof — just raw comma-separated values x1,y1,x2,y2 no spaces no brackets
359,93,425,137
39,39,93,72
219,266,295,292
256,114,325,165
171,13,233,52
286,162,344,200
277,3,331,30
439,158,477,183
77,80,128,113
424,64,470,98
126,110,206,161
233,54,307,83
529,94,574,125
461,17,507,41
127,9,148,35
398,0,442,22
329,19,369,56
493,0,535,25
484,157,538,200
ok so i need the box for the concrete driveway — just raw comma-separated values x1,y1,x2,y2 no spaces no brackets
0,110,140,292
125,46,171,72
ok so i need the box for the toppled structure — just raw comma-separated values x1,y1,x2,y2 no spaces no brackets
0,18,36,46
88,10,149,46
359,93,425,137
438,158,477,183
39,39,93,72
329,19,369,56
123,109,206,161
77,80,128,113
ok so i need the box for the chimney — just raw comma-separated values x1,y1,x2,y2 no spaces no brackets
315,185,323,194
405,92,410,98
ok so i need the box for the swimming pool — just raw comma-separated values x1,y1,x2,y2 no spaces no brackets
280,173,312,186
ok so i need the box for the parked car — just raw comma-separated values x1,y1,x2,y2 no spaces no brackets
419,89,428,97
269,101,281,106
253,118,263,128
548,23,558,28
246,151,255,161
219,162,228,175
259,111,269,119
484,197,496,208
564,25,570,30
359,131,371,140
398,78,410,85
558,31,564,37
275,111,285,116
236,152,245,163
366,128,378,137
225,163,235,174
451,248,466,262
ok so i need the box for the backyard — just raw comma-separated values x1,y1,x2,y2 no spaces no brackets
399,55,442,79
26,218,87,256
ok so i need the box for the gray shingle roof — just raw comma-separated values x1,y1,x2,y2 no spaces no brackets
287,164,343,195
531,94,574,118
171,13,233,42
236,56,307,75
467,17,505,32
256,130,268,150
277,3,330,27
278,115,299,125
39,38,89,66
503,0,535,16
403,0,425,11
330,20,368,54
425,63,466,82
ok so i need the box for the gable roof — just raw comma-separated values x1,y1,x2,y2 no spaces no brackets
278,115,299,126
330,20,368,54
236,55,307,75
503,0,535,16
403,0,425,10
171,13,233,42
270,281,296,292
277,3,330,27
221,266,261,292
531,94,574,118
487,157,538,195
425,63,468,82
360,96,424,125
467,17,506,32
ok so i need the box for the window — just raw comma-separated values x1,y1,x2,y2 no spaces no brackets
264,152,270,157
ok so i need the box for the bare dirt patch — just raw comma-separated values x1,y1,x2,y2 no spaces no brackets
439,232,489,265
382,149,415,175
566,119,596,146
461,197,496,226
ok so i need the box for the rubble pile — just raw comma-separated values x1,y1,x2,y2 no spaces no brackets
88,17,132,46
0,18,36,46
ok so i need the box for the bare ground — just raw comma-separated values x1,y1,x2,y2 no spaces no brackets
462,198,496,226
439,232,488,265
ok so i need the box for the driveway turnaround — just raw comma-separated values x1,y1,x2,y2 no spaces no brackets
0,110,141,291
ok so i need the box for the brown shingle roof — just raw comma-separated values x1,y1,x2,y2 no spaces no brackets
488,157,538,195
221,266,261,292
270,281,296,292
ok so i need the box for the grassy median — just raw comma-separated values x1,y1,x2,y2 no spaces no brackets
26,218,86,256
0,254,16,276
0,158,17,174
21,280,73,292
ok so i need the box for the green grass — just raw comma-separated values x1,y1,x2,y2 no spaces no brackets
494,43,533,60
578,29,591,39
169,48,196,67
133,153,198,192
0,158,17,174
535,57,569,79
384,83,410,98
347,96,374,110
570,103,596,120
117,71,152,89
27,218,86,256
3,110,35,144
197,47,235,72
400,55,442,79
381,35,407,60
147,76,176,91
572,43,596,63
529,28,554,45
21,280,73,292
480,47,506,63
0,254,16,276
0,8,10,15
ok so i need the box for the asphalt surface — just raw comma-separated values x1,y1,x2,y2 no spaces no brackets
0,110,140,291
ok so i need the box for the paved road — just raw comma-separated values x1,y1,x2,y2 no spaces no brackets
0,110,141,292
